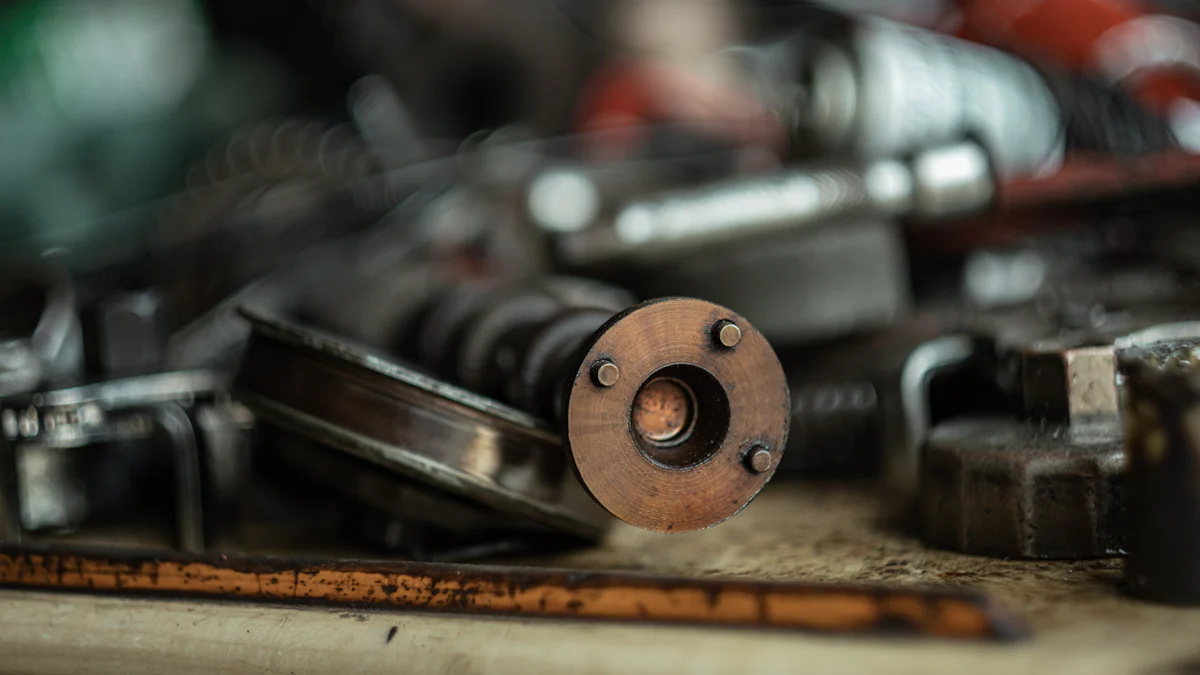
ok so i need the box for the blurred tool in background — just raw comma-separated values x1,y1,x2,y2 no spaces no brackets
573,0,786,160
735,12,1066,175
956,0,1200,151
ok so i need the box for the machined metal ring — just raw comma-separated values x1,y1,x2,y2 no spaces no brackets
564,298,790,532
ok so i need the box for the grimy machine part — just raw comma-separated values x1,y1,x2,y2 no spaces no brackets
1122,343,1200,604
403,282,791,533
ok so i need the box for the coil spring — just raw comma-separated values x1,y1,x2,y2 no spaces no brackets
1050,72,1180,156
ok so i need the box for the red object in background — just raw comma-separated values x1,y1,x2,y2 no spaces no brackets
572,61,659,158
956,0,1200,116
573,59,786,159
574,62,658,133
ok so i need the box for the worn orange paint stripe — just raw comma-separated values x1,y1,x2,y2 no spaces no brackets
0,547,1025,641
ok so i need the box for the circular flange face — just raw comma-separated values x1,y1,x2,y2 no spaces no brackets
565,298,790,532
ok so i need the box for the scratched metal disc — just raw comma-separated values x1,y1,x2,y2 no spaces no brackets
564,298,790,533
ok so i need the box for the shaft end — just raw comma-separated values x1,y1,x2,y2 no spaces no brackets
564,298,790,532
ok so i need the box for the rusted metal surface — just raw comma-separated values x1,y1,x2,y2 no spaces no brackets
0,545,1026,641
919,328,1128,559
917,326,1200,559
1122,352,1200,604
566,299,789,532
919,416,1126,559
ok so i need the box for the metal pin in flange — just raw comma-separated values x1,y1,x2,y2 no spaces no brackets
745,447,773,474
713,321,742,349
593,360,620,387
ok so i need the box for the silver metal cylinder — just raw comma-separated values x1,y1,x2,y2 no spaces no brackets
909,142,995,218
558,141,993,266
613,166,874,245
762,18,1065,177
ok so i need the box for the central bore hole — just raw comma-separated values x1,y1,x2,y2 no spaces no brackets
630,364,730,469
633,378,697,445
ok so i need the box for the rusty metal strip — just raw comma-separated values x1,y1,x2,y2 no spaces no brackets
0,546,1026,641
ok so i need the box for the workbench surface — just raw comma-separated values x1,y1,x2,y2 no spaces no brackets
3,480,1197,674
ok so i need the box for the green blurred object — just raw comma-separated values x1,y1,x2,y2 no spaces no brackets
0,0,292,271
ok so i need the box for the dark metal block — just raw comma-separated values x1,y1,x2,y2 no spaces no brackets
919,416,1125,558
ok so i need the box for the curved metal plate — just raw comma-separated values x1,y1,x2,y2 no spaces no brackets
236,311,609,538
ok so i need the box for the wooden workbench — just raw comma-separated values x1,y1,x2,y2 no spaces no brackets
3,480,1198,674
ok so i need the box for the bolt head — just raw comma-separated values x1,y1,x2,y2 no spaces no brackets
593,361,620,387
745,447,773,474
715,321,742,349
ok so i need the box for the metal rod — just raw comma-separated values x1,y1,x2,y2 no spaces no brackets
0,546,1027,641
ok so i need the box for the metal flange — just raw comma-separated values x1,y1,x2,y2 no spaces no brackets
565,298,790,532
